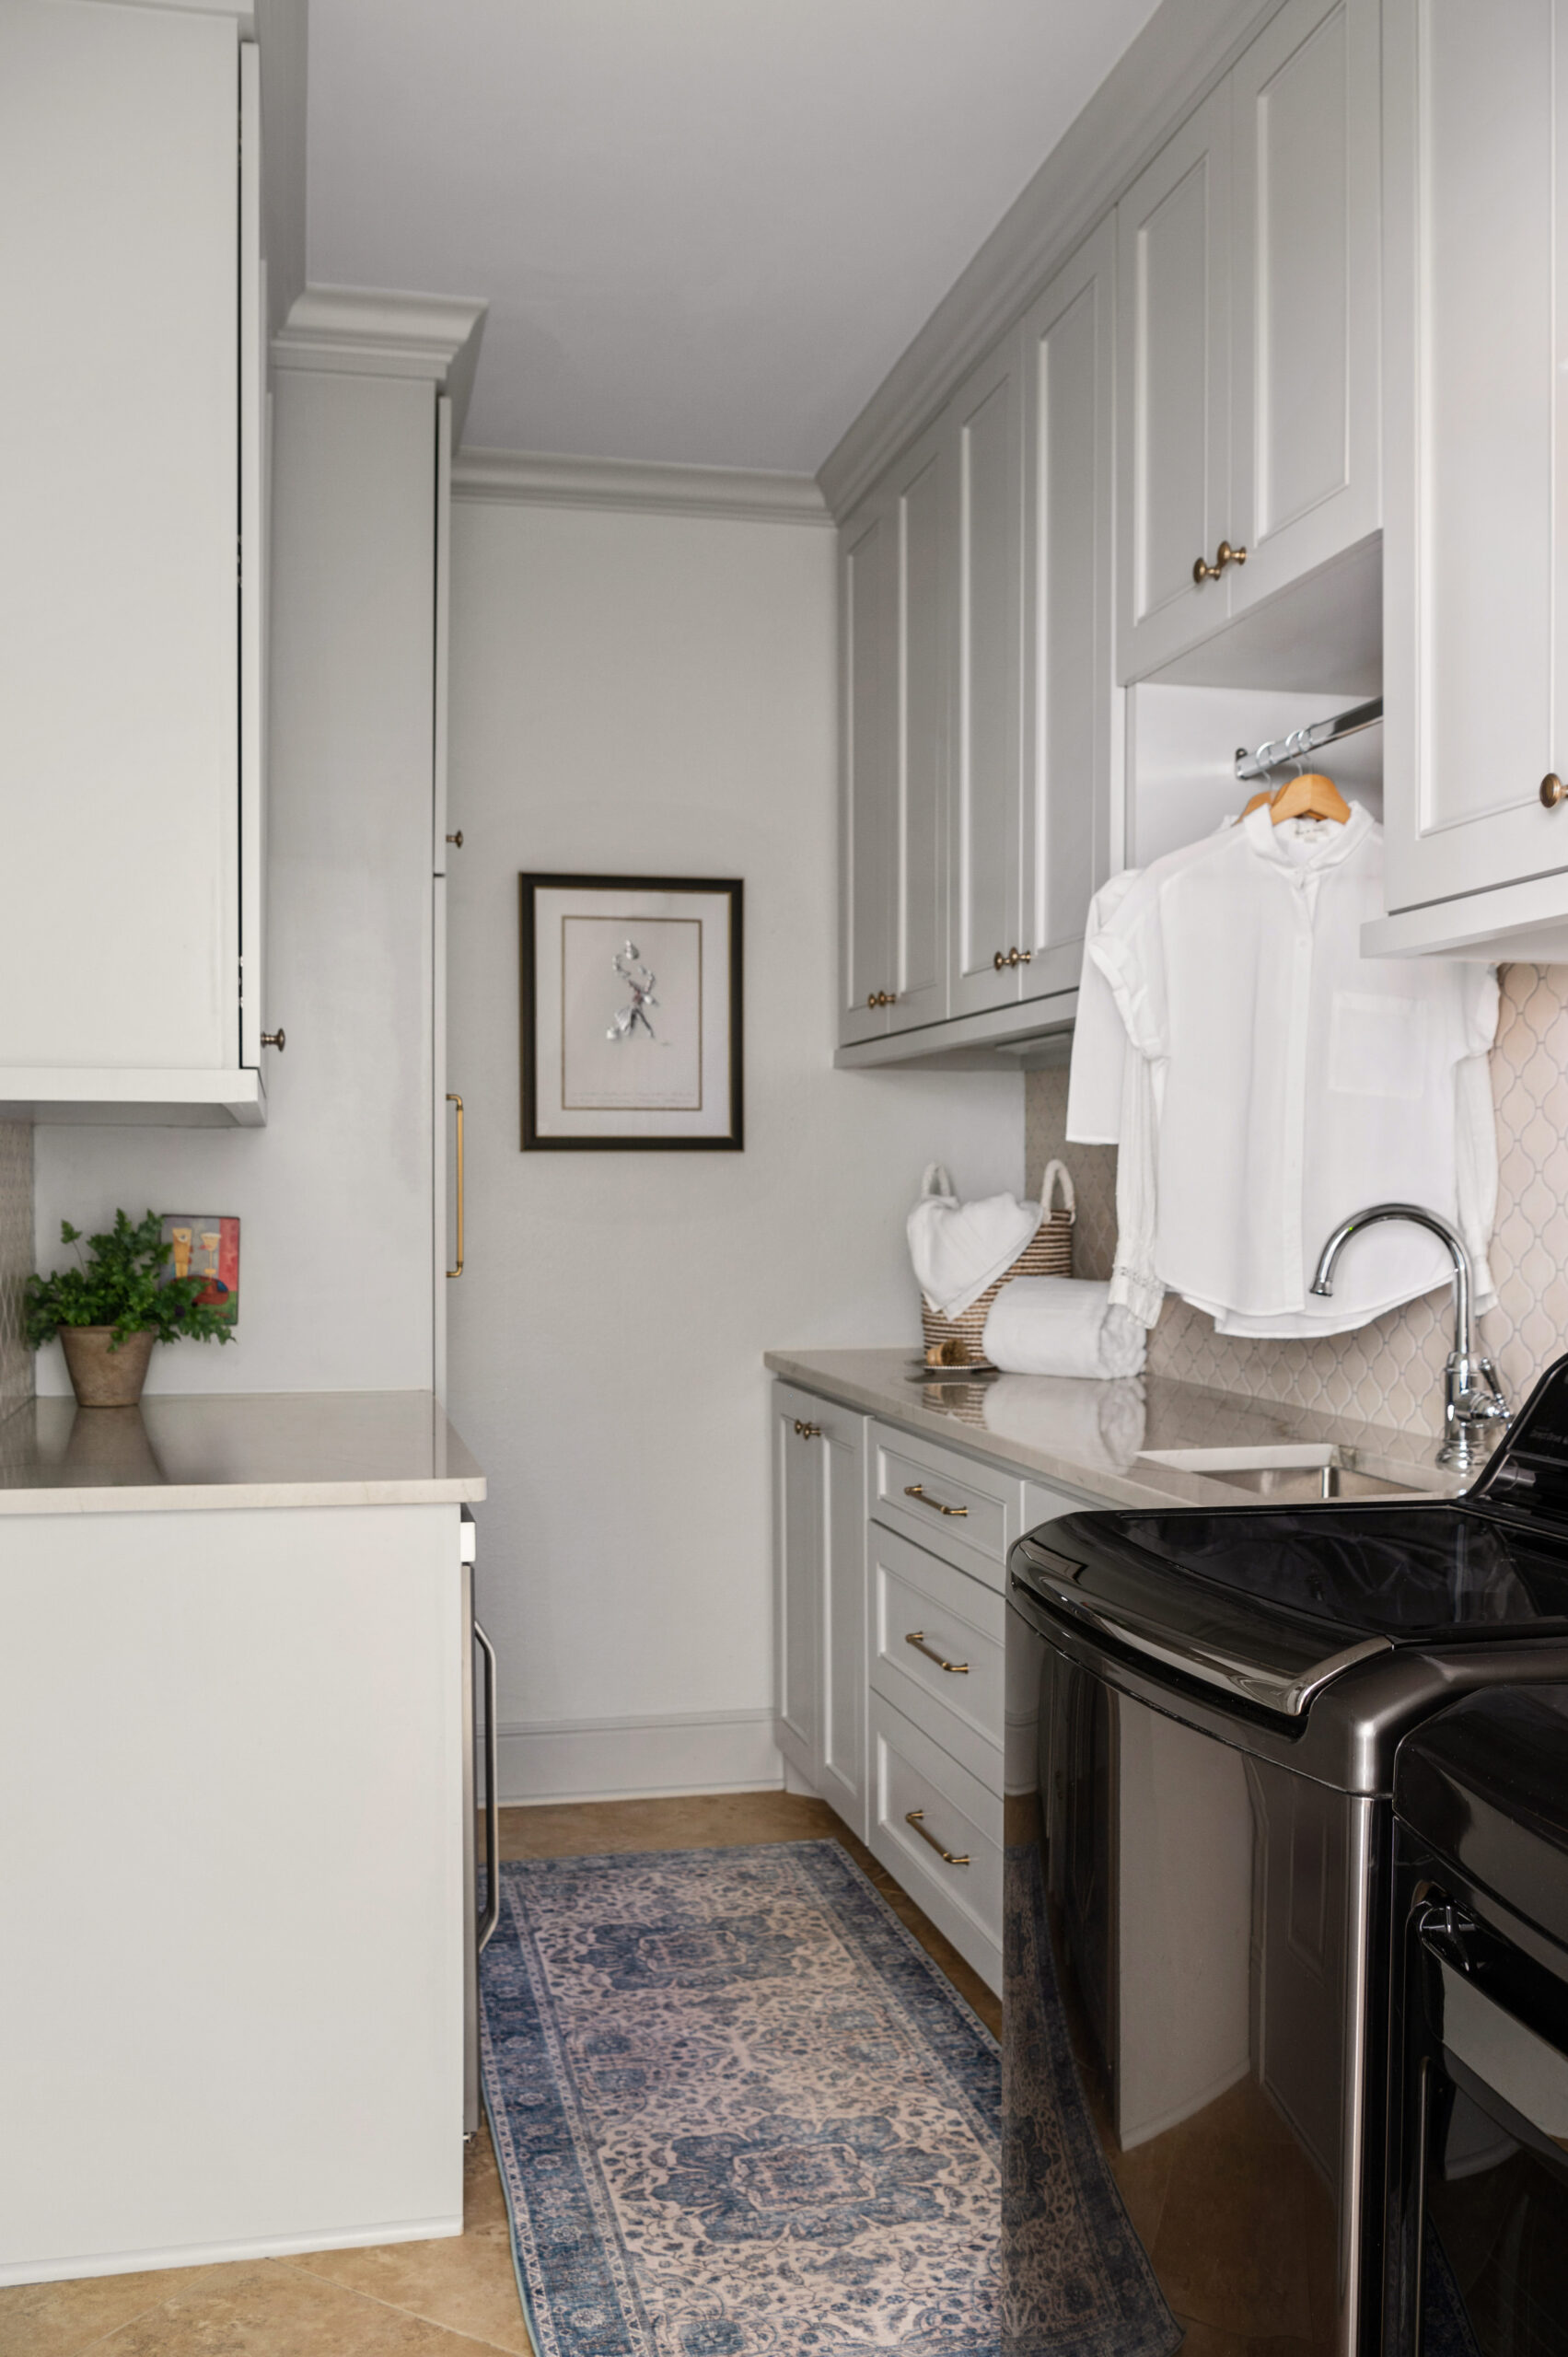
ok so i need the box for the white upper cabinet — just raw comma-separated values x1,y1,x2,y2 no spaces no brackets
889,422,952,1034
1229,0,1380,616
0,0,273,1124
1117,82,1233,681
839,496,898,1045
1020,219,1120,996
948,333,1028,1018
1369,0,1568,955
1116,0,1379,681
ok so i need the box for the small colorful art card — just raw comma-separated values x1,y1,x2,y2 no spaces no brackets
160,1214,239,1325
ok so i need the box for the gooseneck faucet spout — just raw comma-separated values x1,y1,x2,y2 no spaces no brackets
1310,1203,1509,1471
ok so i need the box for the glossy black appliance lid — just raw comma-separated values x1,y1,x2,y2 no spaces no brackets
1396,1685,1568,1951
1055,1501,1568,1643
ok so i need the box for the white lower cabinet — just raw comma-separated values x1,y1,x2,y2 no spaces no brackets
773,1387,1102,1995
773,1383,868,1840
869,1694,1005,1991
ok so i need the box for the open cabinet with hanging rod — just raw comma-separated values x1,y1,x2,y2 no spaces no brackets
1234,696,1383,783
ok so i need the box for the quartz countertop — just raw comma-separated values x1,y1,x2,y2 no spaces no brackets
764,1347,1475,1513
0,1390,485,1515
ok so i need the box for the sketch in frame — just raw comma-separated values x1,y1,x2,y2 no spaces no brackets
520,874,743,1151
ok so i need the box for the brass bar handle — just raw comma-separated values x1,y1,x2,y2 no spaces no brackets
905,1630,970,1674
905,1807,970,1867
794,1419,821,1439
1192,539,1248,584
903,1482,968,1517
447,1092,465,1279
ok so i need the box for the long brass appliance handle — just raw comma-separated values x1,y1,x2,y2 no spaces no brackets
905,1631,969,1674
447,1093,464,1279
903,1482,968,1517
905,1808,970,1866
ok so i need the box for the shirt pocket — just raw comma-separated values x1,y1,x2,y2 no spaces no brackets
1328,991,1430,1100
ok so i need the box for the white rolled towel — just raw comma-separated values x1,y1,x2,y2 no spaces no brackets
907,1164,1041,1322
981,1276,1147,1380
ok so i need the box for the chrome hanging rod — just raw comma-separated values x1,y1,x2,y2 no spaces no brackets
1234,695,1383,783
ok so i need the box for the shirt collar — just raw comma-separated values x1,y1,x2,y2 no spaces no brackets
1240,796,1373,872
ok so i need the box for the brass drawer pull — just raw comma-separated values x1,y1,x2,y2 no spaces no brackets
903,1482,968,1517
1542,773,1565,809
905,1807,970,1867
794,1419,821,1439
905,1630,970,1674
1193,539,1248,584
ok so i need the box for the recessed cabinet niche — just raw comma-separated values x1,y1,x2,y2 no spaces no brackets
0,0,271,1124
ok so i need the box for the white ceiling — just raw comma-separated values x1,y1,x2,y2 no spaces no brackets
307,0,1161,474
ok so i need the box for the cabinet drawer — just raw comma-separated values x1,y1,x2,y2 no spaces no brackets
869,1694,1003,1994
870,1525,1004,1791
871,1423,1022,1586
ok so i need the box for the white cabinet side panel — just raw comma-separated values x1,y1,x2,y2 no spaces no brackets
0,1504,463,2277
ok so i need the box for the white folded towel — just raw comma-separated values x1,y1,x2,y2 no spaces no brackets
981,1373,1147,1474
981,1276,1147,1380
906,1164,1041,1321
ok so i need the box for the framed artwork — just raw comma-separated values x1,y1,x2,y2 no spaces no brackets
159,1214,239,1324
520,874,743,1151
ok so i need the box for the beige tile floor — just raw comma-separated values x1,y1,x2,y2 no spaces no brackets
3,1791,991,2355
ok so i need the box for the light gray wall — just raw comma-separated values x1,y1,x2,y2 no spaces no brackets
0,1123,32,1421
447,496,1024,1799
32,366,438,1396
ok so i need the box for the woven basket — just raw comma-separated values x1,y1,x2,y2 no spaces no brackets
918,1159,1074,1372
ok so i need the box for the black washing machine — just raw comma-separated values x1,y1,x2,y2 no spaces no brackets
1004,1353,1568,2357
1392,1682,1568,2357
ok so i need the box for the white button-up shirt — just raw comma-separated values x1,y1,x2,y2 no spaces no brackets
1083,804,1499,1336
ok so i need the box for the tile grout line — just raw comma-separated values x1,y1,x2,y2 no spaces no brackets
268,2255,530,2354
41,2289,175,2357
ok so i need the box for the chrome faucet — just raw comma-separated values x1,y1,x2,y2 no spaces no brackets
1309,1203,1511,1472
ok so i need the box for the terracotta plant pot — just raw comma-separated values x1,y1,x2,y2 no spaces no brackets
59,1327,156,1409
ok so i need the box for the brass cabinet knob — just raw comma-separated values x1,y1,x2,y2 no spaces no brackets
446,830,464,848
793,1418,821,1439
1542,773,1566,809
993,947,1034,970
1193,539,1248,584
261,1028,285,1051
993,951,1007,971
865,989,898,1007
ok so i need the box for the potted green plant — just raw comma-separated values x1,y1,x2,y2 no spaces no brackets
25,1209,237,1407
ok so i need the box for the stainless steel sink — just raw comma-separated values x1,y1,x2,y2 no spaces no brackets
1136,1443,1443,1504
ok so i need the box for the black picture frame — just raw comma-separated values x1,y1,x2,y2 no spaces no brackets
519,873,744,1151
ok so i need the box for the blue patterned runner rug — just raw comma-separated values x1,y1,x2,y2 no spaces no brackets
481,1840,1001,2355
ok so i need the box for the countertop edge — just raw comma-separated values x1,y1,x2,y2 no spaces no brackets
0,1477,488,1516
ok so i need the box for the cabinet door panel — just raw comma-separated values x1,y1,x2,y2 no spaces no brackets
819,1403,868,1839
1021,220,1119,995
949,334,1027,1016
1117,84,1233,679
1230,0,1380,613
839,498,895,1041
888,428,949,1032
1381,0,1568,911
774,1390,822,1782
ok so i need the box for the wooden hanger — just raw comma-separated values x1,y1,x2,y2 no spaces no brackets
1267,770,1350,824
1237,788,1274,819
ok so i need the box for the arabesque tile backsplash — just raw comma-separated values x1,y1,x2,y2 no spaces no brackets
1026,962,1568,1441
0,1121,33,1422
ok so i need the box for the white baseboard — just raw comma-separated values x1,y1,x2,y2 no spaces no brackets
0,2212,462,2289
495,1707,784,1805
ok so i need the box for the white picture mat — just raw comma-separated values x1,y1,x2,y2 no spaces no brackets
561,916,703,1110
530,887,734,1140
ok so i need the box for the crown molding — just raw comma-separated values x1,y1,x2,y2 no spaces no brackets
273,287,489,440
452,448,832,526
818,0,1284,520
